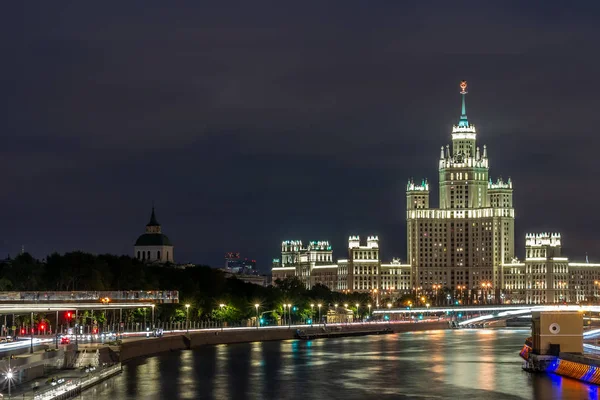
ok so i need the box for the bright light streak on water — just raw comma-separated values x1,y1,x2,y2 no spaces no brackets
82,329,599,399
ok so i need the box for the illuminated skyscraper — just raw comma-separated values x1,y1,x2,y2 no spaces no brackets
406,81,514,302
271,82,600,305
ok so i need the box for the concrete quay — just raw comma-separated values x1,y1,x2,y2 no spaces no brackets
119,320,449,362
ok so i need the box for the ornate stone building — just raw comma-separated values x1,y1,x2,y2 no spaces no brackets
406,81,514,297
272,236,411,297
270,82,600,305
134,207,174,264
502,233,600,304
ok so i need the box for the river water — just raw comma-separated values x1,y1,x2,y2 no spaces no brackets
82,328,598,399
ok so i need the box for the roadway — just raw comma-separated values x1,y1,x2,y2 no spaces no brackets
372,304,600,315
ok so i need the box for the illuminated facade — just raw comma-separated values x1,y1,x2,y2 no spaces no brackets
272,237,411,294
502,233,600,304
271,82,600,305
407,81,514,297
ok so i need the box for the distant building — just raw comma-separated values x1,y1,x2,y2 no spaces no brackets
502,233,600,304
271,238,411,294
219,269,269,287
134,207,174,264
224,252,257,275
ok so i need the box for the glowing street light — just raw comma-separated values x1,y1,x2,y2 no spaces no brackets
317,303,322,324
311,303,315,323
355,303,359,322
185,304,190,333
6,365,13,398
254,304,260,329
219,304,226,331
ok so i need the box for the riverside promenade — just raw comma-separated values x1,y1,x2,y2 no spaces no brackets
117,320,450,362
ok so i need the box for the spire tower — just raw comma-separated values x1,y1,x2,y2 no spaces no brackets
458,80,469,127
452,80,476,137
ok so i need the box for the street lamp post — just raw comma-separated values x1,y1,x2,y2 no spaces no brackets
282,304,287,326
55,310,59,350
333,304,338,323
75,309,78,345
6,357,13,399
151,305,155,330
287,304,292,327
219,304,225,331
355,303,359,323
254,304,260,329
344,304,348,323
317,303,322,325
310,304,314,325
185,304,190,333
367,304,371,321
30,311,33,354
373,288,379,309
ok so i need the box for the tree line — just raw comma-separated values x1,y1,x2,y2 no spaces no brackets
0,252,381,325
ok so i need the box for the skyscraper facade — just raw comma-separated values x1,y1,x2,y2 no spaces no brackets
406,81,514,298
271,82,600,305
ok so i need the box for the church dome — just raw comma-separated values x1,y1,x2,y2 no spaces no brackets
135,233,173,247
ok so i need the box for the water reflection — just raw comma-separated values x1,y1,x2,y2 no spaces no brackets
83,329,598,400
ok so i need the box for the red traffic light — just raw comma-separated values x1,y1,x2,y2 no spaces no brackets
66,312,72,319
40,324,45,330
21,329,25,334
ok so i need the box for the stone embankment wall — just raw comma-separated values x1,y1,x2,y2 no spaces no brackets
119,321,449,363
119,334,189,362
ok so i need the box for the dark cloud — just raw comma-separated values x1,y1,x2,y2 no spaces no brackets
1,1,600,268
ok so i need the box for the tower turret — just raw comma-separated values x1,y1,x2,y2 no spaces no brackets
406,178,430,210
488,177,514,208
348,236,360,249
367,236,379,248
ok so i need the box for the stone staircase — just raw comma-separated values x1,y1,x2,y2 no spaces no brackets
75,349,100,368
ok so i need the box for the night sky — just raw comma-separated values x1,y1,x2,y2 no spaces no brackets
2,2,600,271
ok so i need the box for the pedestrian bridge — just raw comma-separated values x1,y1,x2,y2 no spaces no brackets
0,290,178,313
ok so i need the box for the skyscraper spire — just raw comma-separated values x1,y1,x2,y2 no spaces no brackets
458,80,469,128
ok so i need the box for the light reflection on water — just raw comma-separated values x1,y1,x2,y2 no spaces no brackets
81,329,599,400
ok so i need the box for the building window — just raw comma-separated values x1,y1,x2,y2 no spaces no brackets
157,250,161,260
147,251,151,259
137,251,140,259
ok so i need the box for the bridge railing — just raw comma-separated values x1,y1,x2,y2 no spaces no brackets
0,290,179,303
